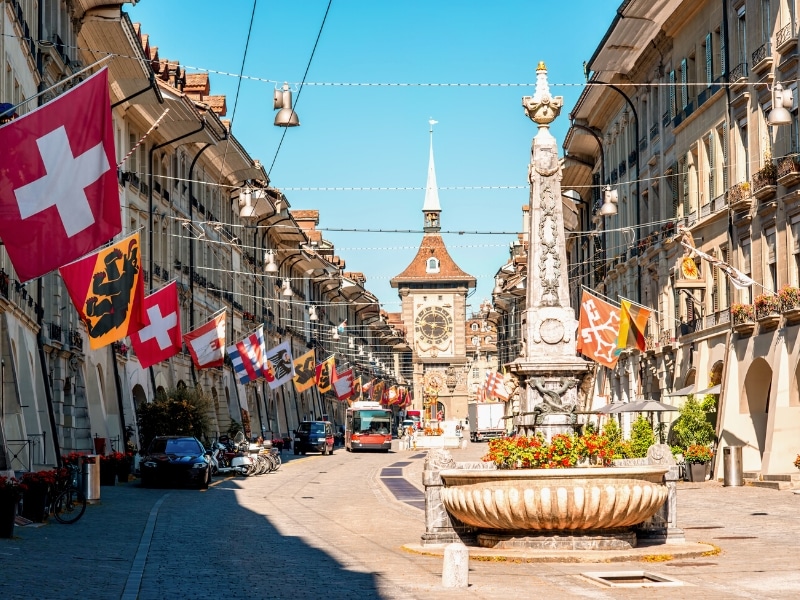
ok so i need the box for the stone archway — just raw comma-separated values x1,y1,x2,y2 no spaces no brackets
742,357,772,458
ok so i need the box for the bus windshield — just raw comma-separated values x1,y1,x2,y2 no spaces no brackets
353,410,391,434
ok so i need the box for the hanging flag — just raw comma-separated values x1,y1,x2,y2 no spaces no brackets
362,378,374,400
337,320,347,333
292,348,316,393
484,371,509,401
264,341,295,390
130,281,181,369
59,233,145,350
315,354,336,393
577,290,621,369
374,380,386,405
682,241,756,289
227,325,267,385
183,311,226,369
388,386,399,405
333,367,355,402
352,376,362,400
616,299,652,353
0,68,121,282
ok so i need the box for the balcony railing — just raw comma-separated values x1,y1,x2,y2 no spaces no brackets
777,22,797,52
777,156,800,187
751,41,772,73
728,62,749,83
751,163,777,200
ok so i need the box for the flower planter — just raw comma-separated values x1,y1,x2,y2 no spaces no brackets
117,461,131,483
100,467,117,487
0,496,17,538
438,466,669,542
21,488,48,522
687,462,708,482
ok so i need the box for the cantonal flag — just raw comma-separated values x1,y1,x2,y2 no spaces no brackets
129,281,181,369
332,367,355,402
183,311,226,369
227,325,267,385
315,354,336,394
59,232,145,350
292,348,316,393
616,299,652,354
264,341,295,390
577,290,621,369
484,371,509,401
0,68,120,282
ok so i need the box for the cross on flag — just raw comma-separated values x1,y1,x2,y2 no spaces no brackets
0,68,121,282
130,281,181,369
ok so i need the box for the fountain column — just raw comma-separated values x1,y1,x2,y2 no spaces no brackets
510,63,591,438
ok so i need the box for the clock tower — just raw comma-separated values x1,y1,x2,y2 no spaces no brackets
390,120,476,425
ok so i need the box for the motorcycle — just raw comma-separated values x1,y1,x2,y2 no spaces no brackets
209,433,254,476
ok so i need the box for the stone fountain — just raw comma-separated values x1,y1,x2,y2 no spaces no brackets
420,64,674,551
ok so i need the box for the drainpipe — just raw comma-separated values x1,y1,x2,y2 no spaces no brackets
35,5,62,467
186,143,213,388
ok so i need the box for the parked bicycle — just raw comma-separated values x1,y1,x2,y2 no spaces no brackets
47,464,87,524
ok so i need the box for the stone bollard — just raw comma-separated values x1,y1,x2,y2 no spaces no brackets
442,542,469,588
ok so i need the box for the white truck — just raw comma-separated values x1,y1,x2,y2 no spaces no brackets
467,401,507,442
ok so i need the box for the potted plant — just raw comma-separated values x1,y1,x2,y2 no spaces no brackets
99,452,126,486
20,470,58,522
730,302,754,325
0,476,25,538
780,286,800,324
684,444,714,482
754,293,781,322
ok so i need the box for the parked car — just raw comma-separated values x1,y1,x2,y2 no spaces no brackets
293,421,335,455
140,436,212,489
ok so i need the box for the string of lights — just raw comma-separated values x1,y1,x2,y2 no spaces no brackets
3,31,797,92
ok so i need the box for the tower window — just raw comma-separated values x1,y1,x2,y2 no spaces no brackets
426,258,440,273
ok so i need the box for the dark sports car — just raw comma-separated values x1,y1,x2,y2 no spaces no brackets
140,436,212,489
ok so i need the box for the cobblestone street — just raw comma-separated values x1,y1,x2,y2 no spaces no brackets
2,442,800,599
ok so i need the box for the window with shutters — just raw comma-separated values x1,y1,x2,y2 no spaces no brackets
741,236,753,303
680,155,689,217
669,70,677,118
720,244,730,311
761,0,771,44
670,164,679,219
718,24,726,76
717,122,729,195
705,33,713,85
704,133,714,205
792,215,800,287
765,226,777,292
737,8,747,65
737,119,749,181
680,58,689,109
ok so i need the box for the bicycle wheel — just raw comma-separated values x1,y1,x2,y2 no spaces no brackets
53,487,87,524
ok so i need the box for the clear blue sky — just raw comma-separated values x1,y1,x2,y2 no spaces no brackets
127,0,619,314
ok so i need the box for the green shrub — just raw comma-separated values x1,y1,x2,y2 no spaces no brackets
137,386,212,450
629,415,656,458
672,394,716,449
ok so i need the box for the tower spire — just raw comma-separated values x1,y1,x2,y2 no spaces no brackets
423,118,441,232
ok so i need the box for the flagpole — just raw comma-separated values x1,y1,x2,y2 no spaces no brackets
0,55,114,119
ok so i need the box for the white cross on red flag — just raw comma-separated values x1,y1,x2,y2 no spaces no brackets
0,68,121,282
130,282,182,369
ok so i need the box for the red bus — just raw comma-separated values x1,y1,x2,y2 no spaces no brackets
345,401,393,452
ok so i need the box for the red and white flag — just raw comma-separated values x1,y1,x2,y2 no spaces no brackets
183,311,226,369
130,281,181,369
484,371,509,401
332,368,355,402
0,68,121,282
577,290,621,369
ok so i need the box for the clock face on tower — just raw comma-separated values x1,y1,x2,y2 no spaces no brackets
415,306,453,345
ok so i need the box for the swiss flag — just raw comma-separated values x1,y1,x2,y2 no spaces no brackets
0,68,120,282
130,282,182,369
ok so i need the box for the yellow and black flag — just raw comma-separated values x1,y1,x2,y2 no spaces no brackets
59,232,145,350
292,349,316,393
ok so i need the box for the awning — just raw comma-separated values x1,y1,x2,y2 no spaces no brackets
665,384,695,397
694,384,721,395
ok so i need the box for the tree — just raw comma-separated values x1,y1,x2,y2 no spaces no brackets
137,386,212,450
629,414,656,458
671,394,716,449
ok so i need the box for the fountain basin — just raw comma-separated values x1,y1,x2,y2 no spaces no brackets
438,466,669,532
